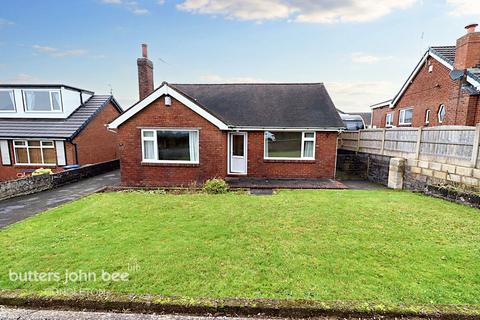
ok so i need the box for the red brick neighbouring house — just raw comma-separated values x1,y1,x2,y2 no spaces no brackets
0,85,123,181
108,45,343,187
372,24,480,128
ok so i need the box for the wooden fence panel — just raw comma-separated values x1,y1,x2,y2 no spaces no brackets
338,125,480,168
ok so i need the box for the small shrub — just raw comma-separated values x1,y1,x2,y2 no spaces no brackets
202,178,229,194
32,168,53,176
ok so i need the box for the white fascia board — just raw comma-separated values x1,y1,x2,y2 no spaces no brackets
229,127,343,132
108,84,229,130
370,101,392,110
391,51,430,107
429,51,454,71
466,75,480,89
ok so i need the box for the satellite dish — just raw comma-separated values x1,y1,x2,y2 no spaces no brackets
450,69,465,81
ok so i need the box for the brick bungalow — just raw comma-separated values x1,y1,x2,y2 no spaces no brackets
108,45,344,187
0,84,122,181
372,24,480,128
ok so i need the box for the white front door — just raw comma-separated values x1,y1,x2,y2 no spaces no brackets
229,132,247,174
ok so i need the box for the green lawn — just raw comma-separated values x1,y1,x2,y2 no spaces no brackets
0,190,479,307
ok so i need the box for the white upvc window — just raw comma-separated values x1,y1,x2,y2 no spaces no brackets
13,140,57,166
399,108,413,125
438,104,446,123
425,109,431,124
23,89,62,112
385,113,394,127
0,90,16,112
264,131,315,160
141,128,199,164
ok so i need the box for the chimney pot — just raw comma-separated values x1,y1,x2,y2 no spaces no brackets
142,43,148,58
465,23,478,34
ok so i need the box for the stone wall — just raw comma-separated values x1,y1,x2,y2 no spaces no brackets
0,160,119,201
404,158,480,191
336,150,392,186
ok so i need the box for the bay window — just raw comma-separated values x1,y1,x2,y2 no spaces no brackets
264,131,315,160
24,90,62,112
142,129,199,163
0,90,15,111
14,140,56,165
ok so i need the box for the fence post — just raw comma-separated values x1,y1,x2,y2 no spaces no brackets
380,129,386,155
471,124,480,168
415,127,423,160
356,130,361,152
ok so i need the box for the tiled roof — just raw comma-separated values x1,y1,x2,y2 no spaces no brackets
170,83,344,128
430,46,456,65
0,95,118,139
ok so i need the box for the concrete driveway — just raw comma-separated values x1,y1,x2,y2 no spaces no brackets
0,170,120,229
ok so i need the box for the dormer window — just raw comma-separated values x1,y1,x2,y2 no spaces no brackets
23,90,62,112
0,90,15,111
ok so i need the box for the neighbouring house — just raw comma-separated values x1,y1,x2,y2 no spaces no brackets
108,45,344,187
337,109,372,130
371,24,480,128
0,84,123,181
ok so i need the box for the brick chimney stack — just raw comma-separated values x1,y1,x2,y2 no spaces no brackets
137,43,154,100
454,23,480,70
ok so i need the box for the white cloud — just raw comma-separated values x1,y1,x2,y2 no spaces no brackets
447,0,480,16
0,18,14,28
326,81,396,112
0,73,42,84
199,74,265,83
351,52,393,64
101,0,150,15
177,0,417,23
33,45,88,58
178,0,293,21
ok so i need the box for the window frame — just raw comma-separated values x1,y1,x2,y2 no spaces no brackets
141,128,200,164
264,131,316,161
438,104,446,123
399,108,413,126
385,113,394,127
13,139,57,166
425,109,431,124
22,89,63,113
0,89,16,113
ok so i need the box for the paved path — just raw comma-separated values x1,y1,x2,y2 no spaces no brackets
0,307,345,320
0,170,120,229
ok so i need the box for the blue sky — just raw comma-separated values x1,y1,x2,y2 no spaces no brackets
0,0,478,111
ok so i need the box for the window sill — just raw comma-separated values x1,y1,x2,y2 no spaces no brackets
263,159,316,163
141,162,200,167
14,164,57,167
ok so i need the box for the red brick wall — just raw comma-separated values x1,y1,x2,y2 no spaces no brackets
73,102,121,165
372,57,478,128
454,31,480,70
117,97,228,187
117,97,338,187
247,131,337,179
